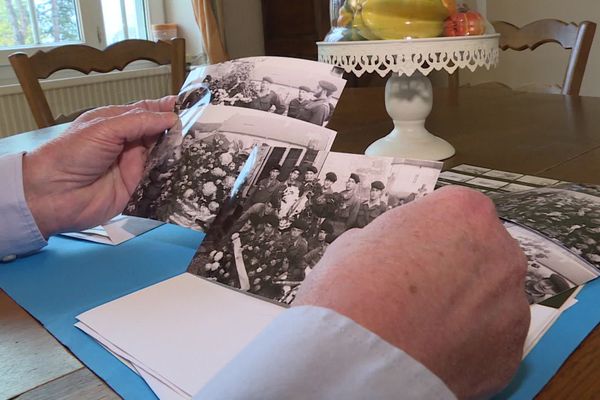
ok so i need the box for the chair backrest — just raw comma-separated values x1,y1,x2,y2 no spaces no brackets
491,19,596,95
9,38,186,128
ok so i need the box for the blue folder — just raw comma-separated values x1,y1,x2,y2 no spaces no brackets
1,224,599,399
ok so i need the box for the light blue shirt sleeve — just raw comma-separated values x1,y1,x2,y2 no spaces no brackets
0,153,47,261
196,306,456,400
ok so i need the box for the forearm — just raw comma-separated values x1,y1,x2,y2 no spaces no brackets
195,306,455,399
0,153,47,260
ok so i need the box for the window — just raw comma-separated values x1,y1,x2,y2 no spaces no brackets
0,0,164,61
0,0,81,49
0,0,165,84
100,0,149,45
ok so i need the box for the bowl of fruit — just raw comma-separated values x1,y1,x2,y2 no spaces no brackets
325,0,491,42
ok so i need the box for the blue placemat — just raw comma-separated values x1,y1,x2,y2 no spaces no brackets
0,224,203,399
1,224,599,399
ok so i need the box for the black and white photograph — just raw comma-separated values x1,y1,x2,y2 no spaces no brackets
494,185,600,271
183,56,347,126
125,105,336,233
504,222,598,304
382,158,442,209
187,153,441,305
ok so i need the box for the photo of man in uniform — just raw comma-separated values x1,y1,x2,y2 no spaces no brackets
331,173,361,237
247,165,282,205
298,80,338,125
356,181,388,228
245,76,286,114
287,86,312,119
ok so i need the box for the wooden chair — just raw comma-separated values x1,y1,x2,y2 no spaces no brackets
449,19,596,96
9,38,186,128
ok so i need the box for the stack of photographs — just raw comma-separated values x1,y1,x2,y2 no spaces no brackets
495,184,600,305
437,164,567,194
440,165,600,307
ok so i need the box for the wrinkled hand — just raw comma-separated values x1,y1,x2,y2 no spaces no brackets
23,97,178,237
294,186,530,399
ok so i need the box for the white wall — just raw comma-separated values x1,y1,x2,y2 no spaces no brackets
164,0,205,63
464,0,600,96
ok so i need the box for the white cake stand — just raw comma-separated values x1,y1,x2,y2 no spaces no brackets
318,34,499,160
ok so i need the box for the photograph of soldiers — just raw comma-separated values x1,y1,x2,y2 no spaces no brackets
494,185,600,271
179,56,347,126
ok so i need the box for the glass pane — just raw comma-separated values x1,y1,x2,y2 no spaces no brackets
102,0,147,45
34,0,81,45
124,0,146,40
101,0,125,44
0,0,36,49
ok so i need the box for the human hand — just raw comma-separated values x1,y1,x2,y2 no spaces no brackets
293,186,530,399
23,97,178,237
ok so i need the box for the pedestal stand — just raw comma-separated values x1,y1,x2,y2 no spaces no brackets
318,34,500,160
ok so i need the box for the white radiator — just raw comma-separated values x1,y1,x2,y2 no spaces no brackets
0,66,172,137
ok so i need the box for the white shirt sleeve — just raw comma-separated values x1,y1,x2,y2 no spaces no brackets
0,153,47,261
195,305,456,400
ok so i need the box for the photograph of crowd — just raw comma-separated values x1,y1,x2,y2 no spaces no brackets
187,152,442,304
125,131,259,232
126,104,337,233
184,57,346,126
504,222,598,305
494,184,600,271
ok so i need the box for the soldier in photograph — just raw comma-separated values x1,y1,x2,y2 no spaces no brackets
275,219,309,281
233,199,278,232
245,76,286,114
304,221,335,271
331,173,361,236
302,165,322,200
287,85,312,119
356,181,388,228
322,172,337,195
298,80,338,125
247,165,282,206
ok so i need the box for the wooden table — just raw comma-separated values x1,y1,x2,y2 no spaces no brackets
2,86,599,399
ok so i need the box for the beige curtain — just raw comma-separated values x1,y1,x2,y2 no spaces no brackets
192,0,229,63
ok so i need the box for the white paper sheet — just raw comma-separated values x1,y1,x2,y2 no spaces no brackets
76,273,284,397
62,215,163,245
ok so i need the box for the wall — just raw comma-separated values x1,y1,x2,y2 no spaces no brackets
221,0,265,59
164,0,265,62
164,0,205,63
463,0,600,96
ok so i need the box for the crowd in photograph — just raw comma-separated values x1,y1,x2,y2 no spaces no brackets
126,132,251,232
192,162,411,303
495,187,600,270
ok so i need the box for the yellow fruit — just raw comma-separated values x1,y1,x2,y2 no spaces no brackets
359,0,453,39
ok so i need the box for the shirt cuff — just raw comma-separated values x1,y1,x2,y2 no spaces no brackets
0,153,47,261
196,305,456,400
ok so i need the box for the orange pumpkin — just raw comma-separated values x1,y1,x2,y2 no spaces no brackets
443,10,485,36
